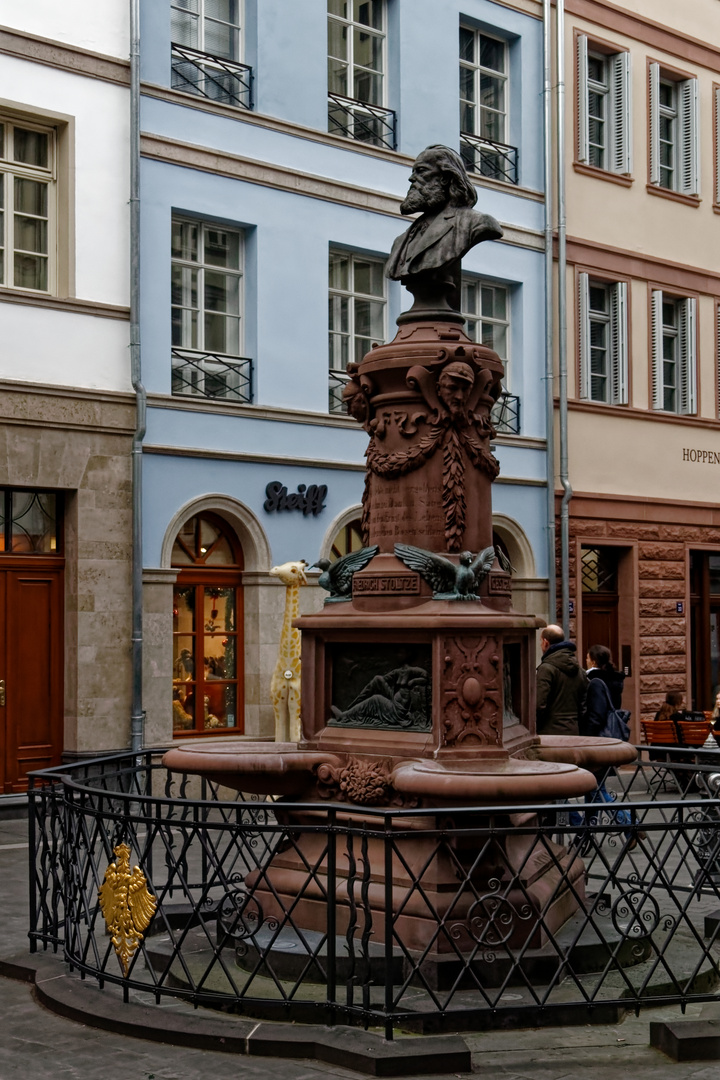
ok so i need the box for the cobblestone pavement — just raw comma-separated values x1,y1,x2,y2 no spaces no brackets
1,815,718,1079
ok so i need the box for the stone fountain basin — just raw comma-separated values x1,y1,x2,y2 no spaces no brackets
162,735,636,805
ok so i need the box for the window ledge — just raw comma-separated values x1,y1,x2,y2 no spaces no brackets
573,162,633,187
0,286,129,319
646,184,701,207
568,398,720,429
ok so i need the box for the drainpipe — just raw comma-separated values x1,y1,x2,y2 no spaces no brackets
556,0,572,636
542,0,556,626
130,0,146,753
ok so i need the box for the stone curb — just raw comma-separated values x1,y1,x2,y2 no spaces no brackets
0,952,471,1077
650,1017,720,1062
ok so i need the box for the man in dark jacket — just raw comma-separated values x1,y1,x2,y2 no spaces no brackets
536,625,588,736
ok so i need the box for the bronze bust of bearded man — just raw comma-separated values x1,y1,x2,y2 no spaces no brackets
386,144,503,315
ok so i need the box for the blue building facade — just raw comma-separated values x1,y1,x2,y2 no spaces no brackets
138,0,548,744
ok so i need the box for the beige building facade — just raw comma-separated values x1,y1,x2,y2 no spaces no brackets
558,0,720,729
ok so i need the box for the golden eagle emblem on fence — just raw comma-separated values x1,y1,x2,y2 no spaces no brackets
99,842,157,976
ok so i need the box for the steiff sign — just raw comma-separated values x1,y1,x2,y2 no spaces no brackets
263,481,327,516
682,449,720,464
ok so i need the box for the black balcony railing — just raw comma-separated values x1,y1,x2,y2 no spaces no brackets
328,92,397,151
491,390,521,434
460,133,519,185
329,369,350,413
171,348,253,403
171,44,252,109
28,747,720,1039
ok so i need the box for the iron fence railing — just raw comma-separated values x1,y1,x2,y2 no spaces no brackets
329,369,350,414
328,92,397,151
171,44,253,109
171,348,253,403
29,748,720,1038
460,133,519,185
491,390,520,434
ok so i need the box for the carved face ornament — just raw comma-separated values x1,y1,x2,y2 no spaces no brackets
437,361,474,421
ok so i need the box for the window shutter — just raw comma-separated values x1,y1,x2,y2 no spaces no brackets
577,35,589,164
679,78,699,196
715,87,720,205
578,272,590,398
651,289,663,409
610,51,631,174
649,62,660,185
610,281,628,405
678,297,697,414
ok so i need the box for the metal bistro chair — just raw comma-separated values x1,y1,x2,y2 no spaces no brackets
641,719,681,793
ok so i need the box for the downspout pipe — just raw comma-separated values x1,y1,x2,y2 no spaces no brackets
556,0,572,636
542,0,556,626
130,0,146,753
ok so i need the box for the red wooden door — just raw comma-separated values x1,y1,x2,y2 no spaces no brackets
0,563,63,791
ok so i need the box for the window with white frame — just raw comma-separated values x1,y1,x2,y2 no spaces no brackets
171,0,251,108
327,1,394,149
461,277,509,373
328,249,385,412
576,36,631,174
651,290,696,414
649,64,699,195
171,0,241,60
459,27,516,183
171,217,251,402
578,274,628,404
0,117,55,293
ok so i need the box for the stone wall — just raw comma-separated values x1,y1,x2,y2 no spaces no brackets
0,380,136,755
561,499,720,723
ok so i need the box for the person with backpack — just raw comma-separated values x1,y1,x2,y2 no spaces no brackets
577,644,638,843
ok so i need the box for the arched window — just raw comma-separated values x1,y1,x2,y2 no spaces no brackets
171,512,244,736
330,517,364,560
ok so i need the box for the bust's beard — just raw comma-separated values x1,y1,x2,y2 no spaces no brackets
400,178,447,215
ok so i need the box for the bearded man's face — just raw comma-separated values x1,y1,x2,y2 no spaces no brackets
400,156,448,215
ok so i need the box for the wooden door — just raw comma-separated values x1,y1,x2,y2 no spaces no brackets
0,563,64,791
581,595,619,667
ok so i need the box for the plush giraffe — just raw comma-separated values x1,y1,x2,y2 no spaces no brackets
269,560,308,743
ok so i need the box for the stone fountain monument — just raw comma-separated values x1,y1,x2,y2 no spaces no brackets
164,145,635,957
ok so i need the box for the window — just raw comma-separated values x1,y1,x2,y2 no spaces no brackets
0,118,55,292
0,490,60,553
327,1,395,149
459,26,517,183
330,518,364,559
328,249,385,412
171,0,251,108
651,290,696,414
649,63,699,195
461,278,509,370
172,512,244,736
578,274,628,404
462,277,519,433
171,217,252,402
576,36,631,174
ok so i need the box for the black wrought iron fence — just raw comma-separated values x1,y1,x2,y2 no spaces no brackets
171,348,253,403
327,93,397,150
28,748,720,1038
171,44,253,109
460,133,519,185
491,390,520,435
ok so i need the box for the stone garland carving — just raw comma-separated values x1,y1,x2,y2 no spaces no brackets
315,757,419,807
346,358,500,551
441,635,502,746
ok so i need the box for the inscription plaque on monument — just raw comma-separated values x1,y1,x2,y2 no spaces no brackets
328,644,432,732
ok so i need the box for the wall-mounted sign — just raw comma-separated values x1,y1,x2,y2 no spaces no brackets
682,448,720,464
263,481,327,517
676,601,684,614
568,599,575,616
